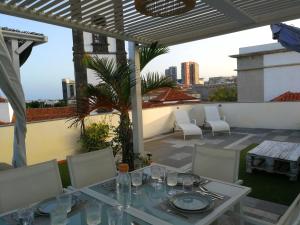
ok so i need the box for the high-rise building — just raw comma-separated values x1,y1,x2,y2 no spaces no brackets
83,16,126,86
165,66,177,82
181,62,200,86
62,79,76,102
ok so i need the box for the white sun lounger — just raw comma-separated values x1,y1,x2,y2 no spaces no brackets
173,110,203,140
204,105,230,136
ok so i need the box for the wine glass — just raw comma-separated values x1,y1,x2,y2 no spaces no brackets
167,171,177,195
85,201,102,225
131,171,143,194
183,176,194,192
151,165,160,188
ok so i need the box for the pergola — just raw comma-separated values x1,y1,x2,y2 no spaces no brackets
1,0,300,160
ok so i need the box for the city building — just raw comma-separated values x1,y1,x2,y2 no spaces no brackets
206,76,237,86
165,66,177,82
181,62,200,86
62,79,76,104
231,43,300,102
83,27,125,85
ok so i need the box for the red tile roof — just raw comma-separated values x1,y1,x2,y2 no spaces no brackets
0,97,7,103
26,107,76,122
271,91,300,102
149,88,198,102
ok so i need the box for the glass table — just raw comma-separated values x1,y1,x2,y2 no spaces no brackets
81,166,251,225
0,191,149,225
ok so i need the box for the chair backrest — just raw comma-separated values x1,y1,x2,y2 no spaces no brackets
0,160,63,214
192,145,240,183
204,105,221,121
174,110,191,124
277,194,300,225
67,147,117,189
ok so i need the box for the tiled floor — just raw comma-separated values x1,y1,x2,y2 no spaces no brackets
144,127,300,223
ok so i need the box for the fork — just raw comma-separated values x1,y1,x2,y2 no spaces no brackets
198,186,224,199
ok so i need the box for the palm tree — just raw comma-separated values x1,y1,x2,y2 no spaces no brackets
72,43,176,170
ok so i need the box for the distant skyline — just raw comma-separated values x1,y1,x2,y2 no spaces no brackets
1,14,300,100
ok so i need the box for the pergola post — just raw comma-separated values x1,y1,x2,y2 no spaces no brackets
129,41,144,155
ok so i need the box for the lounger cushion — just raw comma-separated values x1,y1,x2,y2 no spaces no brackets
206,120,230,132
178,123,202,136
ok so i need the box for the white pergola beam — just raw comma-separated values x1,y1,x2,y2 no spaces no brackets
16,41,33,54
1,0,300,46
201,0,255,25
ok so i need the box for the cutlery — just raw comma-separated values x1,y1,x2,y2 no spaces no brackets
165,208,189,219
160,204,188,219
198,187,224,200
200,186,224,198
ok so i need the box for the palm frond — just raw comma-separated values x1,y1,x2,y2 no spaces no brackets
141,72,176,95
139,42,169,71
83,55,136,107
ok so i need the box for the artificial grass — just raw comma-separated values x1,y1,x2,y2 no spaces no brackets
57,144,300,206
239,144,300,206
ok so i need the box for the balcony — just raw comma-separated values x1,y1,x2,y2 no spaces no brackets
1,102,299,223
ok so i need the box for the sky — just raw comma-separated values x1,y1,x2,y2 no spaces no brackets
1,14,300,100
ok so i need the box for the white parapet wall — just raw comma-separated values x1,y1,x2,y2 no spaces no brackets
1,102,300,165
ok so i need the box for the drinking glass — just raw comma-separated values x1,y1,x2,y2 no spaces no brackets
183,176,194,192
167,171,177,195
107,206,123,225
56,194,72,213
85,201,102,225
158,166,166,183
151,165,160,188
131,171,143,194
50,205,67,225
17,206,34,225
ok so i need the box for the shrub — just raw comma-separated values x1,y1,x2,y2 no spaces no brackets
80,123,110,152
209,86,237,102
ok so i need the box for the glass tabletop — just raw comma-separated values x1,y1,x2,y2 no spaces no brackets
0,191,149,225
88,168,229,225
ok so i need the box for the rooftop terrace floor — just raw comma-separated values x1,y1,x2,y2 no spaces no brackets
145,127,300,170
144,128,300,223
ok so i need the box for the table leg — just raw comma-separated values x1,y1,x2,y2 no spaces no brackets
234,201,244,225
246,155,252,173
265,158,274,173
289,161,298,181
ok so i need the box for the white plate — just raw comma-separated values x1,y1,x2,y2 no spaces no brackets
37,198,76,215
168,192,213,211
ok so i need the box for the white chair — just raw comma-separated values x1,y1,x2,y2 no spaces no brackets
244,194,300,225
67,147,117,189
204,105,230,136
0,160,63,214
192,145,241,183
173,110,203,140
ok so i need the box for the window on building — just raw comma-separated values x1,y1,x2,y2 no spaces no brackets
69,85,74,98
92,34,109,53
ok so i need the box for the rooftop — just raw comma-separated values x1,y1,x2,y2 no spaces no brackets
0,97,7,103
272,91,300,102
149,88,198,102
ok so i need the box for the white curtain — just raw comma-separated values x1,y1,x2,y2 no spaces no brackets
0,30,27,167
